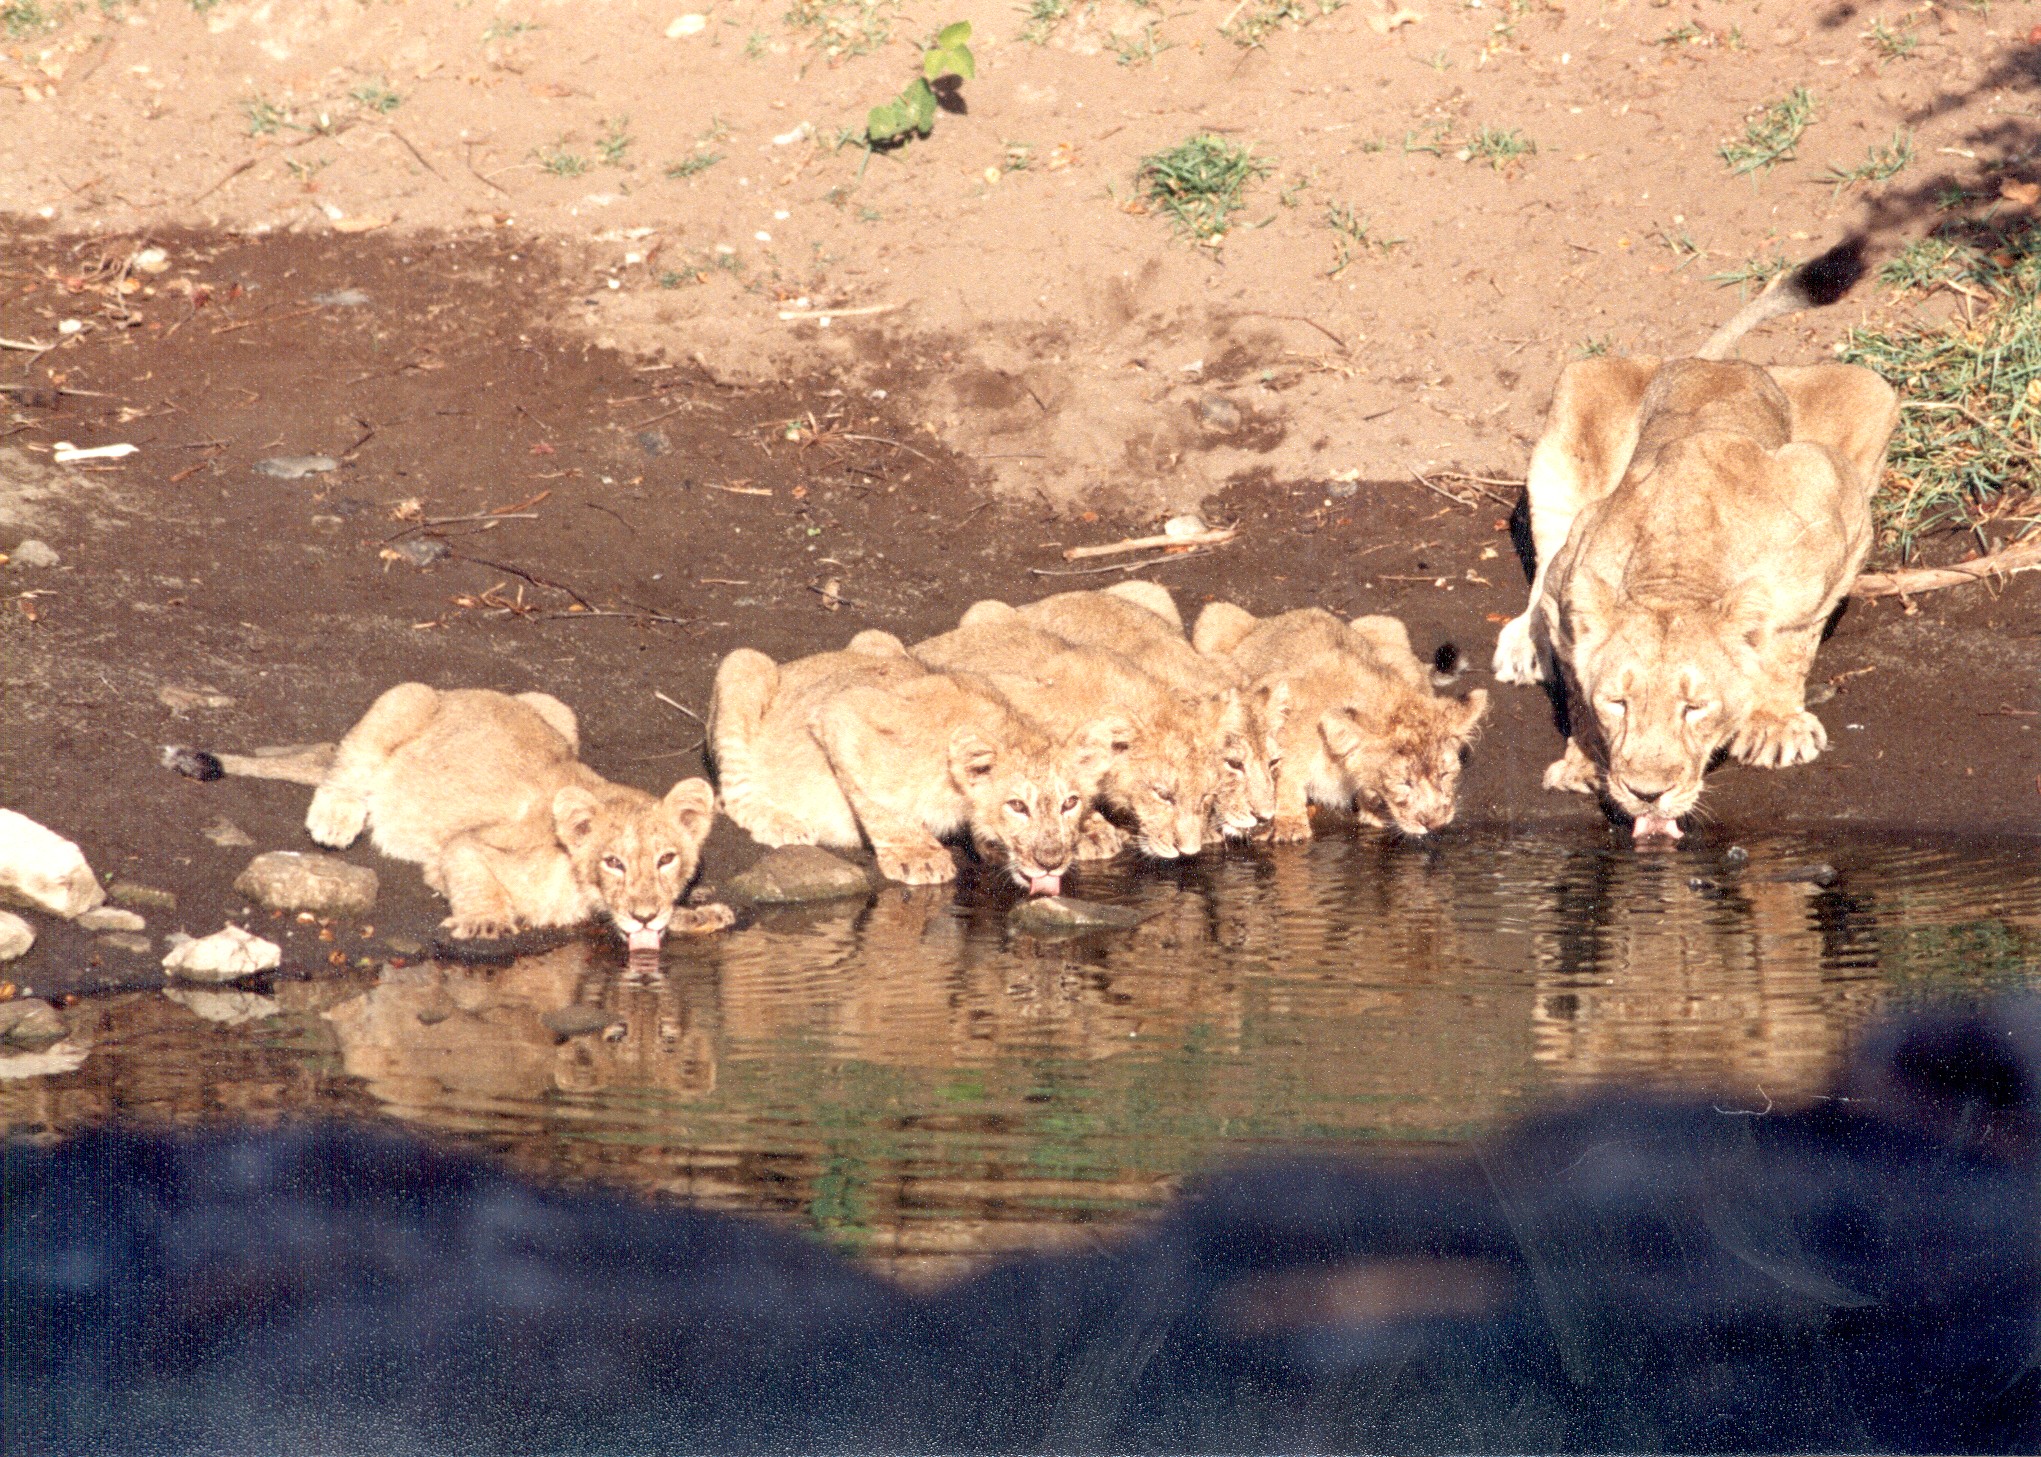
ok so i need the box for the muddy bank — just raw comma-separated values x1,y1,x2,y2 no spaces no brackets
0,228,2036,998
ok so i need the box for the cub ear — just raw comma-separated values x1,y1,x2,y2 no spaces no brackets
959,599,1018,629
847,629,908,658
1347,614,1416,664
1258,678,1292,737
553,786,603,851
663,777,717,840
948,729,999,781
1192,601,1257,658
1071,715,1132,784
1453,688,1490,739
1318,710,1367,765
1104,579,1183,629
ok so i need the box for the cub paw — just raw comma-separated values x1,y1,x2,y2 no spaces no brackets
874,844,958,885
1073,816,1128,861
729,806,820,848
1731,709,1827,769
671,902,737,936
306,788,369,848
1542,742,1600,795
1491,613,1547,686
1263,814,1313,844
440,912,520,940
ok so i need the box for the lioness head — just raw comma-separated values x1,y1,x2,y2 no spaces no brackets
949,724,1111,896
1321,689,1488,836
554,779,717,952
1568,600,1758,834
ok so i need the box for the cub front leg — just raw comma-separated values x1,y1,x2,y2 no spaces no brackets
1542,736,1600,795
307,682,440,848
1073,811,1128,860
813,705,958,885
1730,627,1828,769
669,902,738,935
1262,767,1315,844
432,834,526,940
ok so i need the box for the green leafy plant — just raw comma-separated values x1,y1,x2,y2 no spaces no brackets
598,115,634,167
1708,251,1790,291
1324,201,1402,276
1460,126,1535,171
349,80,403,114
1719,87,1815,177
1020,0,1068,44
1864,17,1917,60
1,1,57,37
865,21,973,146
1137,133,1271,242
666,152,724,178
537,141,590,177
1827,128,1913,190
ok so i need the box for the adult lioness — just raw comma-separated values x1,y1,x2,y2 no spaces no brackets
1194,605,1487,840
174,685,728,948
708,631,1110,893
968,583,1285,839
1490,247,1899,839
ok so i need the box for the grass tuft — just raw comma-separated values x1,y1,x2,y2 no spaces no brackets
1827,128,1913,191
1136,133,1270,242
1842,226,2041,555
1719,87,1815,177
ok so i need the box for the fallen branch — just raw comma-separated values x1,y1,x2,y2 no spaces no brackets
776,303,903,322
1062,526,1238,561
1851,536,2041,599
1030,546,1219,578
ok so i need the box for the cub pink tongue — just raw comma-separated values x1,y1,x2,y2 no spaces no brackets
626,927,664,954
1027,873,1062,898
1633,814,1684,842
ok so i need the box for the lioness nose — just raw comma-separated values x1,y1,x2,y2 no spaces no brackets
1627,784,1667,804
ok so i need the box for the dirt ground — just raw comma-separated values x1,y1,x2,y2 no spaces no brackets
2,0,2039,997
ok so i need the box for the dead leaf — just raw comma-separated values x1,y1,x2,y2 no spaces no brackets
2002,179,2041,208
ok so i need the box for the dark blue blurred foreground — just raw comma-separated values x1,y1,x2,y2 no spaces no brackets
7,1000,2040,1454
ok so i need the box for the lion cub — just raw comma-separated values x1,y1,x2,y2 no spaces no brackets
910,617,1222,861
300,684,726,948
709,631,1109,893
1194,606,1488,840
969,583,1285,839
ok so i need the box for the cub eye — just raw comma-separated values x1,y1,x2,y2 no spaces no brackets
1061,796,1081,813
602,854,626,873
1153,786,1176,804
657,851,678,868
1225,758,1245,773
1681,702,1711,723
1603,698,1627,716
1006,799,1030,816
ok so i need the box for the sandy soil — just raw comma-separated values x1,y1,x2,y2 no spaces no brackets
1,0,2038,997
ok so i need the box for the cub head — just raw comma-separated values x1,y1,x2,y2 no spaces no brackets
1566,596,1760,835
948,723,1108,896
553,779,717,952
1096,711,1221,861
1216,679,1289,837
1321,689,1488,836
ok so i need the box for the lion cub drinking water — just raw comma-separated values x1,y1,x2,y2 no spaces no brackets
709,632,1111,893
1194,606,1487,839
181,684,728,948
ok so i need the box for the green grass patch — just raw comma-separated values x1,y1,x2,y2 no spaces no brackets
786,0,897,57
1221,0,1342,49
1827,128,1913,191
1137,133,1271,242
1460,126,1535,171
1719,87,1815,177
1841,226,2041,555
1,0,59,37
1707,251,1789,292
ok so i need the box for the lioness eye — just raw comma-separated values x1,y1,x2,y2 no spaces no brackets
1682,702,1710,722
657,851,678,868
1154,786,1176,804
1061,796,1081,813
1006,799,1030,816
602,854,626,872
1604,698,1627,716
1225,758,1245,773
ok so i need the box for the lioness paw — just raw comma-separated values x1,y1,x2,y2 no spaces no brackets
874,843,958,885
1263,813,1313,844
441,912,519,940
671,902,737,935
732,807,821,849
1542,741,1599,795
306,789,369,848
1732,709,1827,769
1492,614,1546,686
1073,816,1128,861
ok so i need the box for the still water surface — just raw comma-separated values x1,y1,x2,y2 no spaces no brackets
6,830,2038,1280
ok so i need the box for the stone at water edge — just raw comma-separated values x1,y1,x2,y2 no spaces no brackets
0,808,105,918
108,881,177,912
234,851,378,918
0,998,66,1048
99,933,154,956
162,987,281,1026
1007,895,1149,937
0,911,33,962
163,925,282,983
76,906,145,933
722,845,873,905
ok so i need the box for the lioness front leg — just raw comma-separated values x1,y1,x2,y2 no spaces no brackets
307,682,440,848
1542,737,1600,795
669,903,738,935
1730,628,1828,769
433,835,525,940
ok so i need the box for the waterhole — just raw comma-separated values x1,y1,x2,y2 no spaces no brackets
6,830,2037,1281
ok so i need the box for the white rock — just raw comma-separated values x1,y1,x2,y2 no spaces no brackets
0,809,104,918
162,924,281,983
76,906,145,933
8,539,59,568
665,12,706,36
163,987,281,1025
0,1042,90,1079
0,911,32,961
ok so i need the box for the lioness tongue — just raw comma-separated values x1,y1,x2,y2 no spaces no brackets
626,926,664,954
1633,814,1684,842
1027,873,1062,898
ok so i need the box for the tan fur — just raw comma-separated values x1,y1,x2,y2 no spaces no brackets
983,586,1284,837
300,685,724,943
708,642,1109,889
1493,353,1899,828
1207,607,1487,839
911,617,1221,860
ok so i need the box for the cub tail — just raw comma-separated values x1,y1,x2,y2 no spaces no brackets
160,742,335,785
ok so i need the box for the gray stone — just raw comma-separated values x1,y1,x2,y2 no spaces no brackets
1197,395,1243,433
163,925,282,982
76,906,145,933
723,846,872,905
163,987,280,1025
0,808,104,918
385,535,449,567
8,538,58,568
157,684,235,714
254,455,339,480
235,851,378,918
383,934,424,957
312,288,370,307
1007,895,1149,938
109,881,177,912
202,816,255,849
0,997,66,1047
543,1005,623,1038
98,933,153,956
0,910,32,961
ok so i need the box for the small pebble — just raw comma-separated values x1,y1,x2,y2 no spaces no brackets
386,536,449,568
202,815,255,848
254,455,340,480
1196,395,1242,433
312,288,370,307
0,998,65,1047
1724,846,1749,866
76,906,145,933
98,933,153,956
108,881,177,912
8,539,59,569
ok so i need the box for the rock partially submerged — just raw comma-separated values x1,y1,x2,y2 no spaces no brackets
1007,895,1149,938
163,925,282,983
0,997,66,1047
723,846,872,905
163,988,281,1026
235,851,378,918
0,809,104,918
0,911,32,962
76,906,145,934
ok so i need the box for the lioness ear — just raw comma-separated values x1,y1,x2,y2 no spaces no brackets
663,777,717,840
553,786,602,850
1319,710,1366,764
949,730,998,781
1454,688,1490,739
